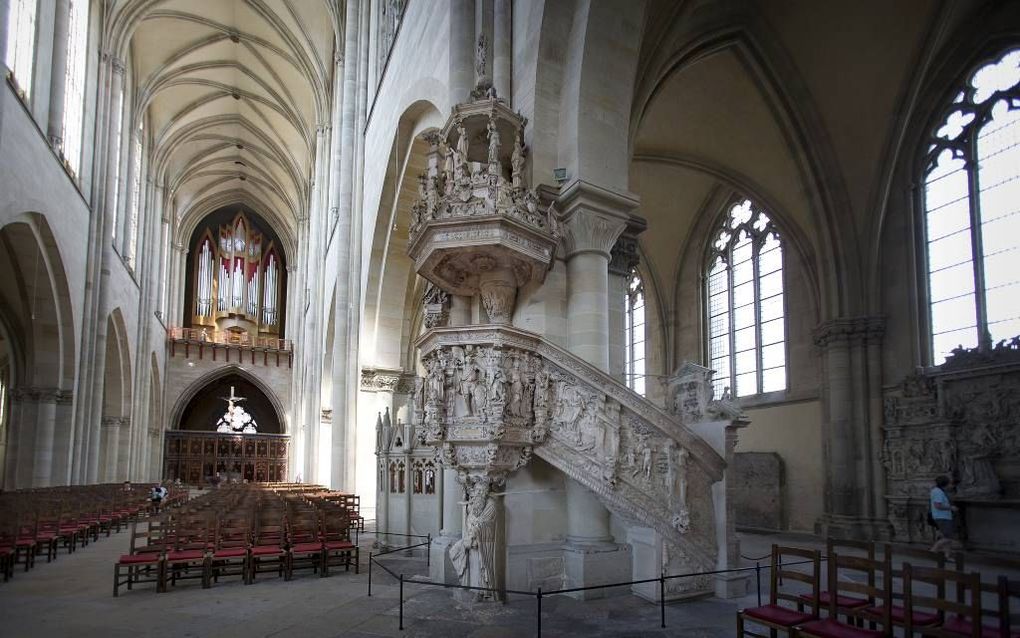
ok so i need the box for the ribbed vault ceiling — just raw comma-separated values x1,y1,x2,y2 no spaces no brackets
119,0,339,238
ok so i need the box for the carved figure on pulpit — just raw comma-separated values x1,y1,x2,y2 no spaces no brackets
511,131,524,190
455,120,469,169
486,117,501,174
460,354,483,416
443,145,454,195
641,445,654,481
449,479,500,601
508,359,524,417
489,364,507,408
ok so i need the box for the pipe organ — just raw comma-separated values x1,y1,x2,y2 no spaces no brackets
191,212,283,335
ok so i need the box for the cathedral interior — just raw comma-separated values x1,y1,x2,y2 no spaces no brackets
1,0,1019,635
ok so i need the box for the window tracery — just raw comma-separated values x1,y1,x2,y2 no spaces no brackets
923,48,1020,362
706,199,786,398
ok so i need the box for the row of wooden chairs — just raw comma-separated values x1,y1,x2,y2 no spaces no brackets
737,540,1019,637
0,483,185,582
114,484,360,596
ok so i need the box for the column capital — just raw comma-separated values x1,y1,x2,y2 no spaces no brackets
109,56,127,75
813,316,885,347
609,234,641,276
556,179,639,259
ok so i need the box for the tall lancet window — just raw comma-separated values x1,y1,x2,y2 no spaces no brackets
62,0,90,176
707,199,786,399
127,122,143,269
4,0,37,98
624,269,646,396
923,48,1020,363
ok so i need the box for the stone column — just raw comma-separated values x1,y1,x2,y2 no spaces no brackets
814,317,890,539
449,0,476,104
0,0,9,74
46,0,70,150
492,0,511,100
31,391,59,487
556,180,638,598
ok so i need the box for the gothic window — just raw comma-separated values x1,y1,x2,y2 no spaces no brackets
624,269,646,396
706,199,786,399
388,461,397,493
127,121,143,269
110,88,125,241
3,0,37,98
922,48,1020,362
61,0,90,177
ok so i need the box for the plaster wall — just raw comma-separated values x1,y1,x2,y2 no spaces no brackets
737,400,824,532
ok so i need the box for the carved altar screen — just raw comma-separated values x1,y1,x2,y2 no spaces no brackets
163,431,288,485
923,47,1020,362
706,199,786,398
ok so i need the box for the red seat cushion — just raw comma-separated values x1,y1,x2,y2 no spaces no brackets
943,615,1020,638
743,604,815,626
799,592,870,608
867,604,938,626
291,542,323,554
324,540,354,550
119,553,160,564
797,619,883,638
166,550,205,562
251,545,284,556
15,538,36,547
212,547,248,559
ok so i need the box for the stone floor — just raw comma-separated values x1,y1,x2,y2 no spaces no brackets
0,524,1015,638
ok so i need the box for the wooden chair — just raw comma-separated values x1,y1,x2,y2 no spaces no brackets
113,520,166,596
799,539,876,620
794,553,892,637
322,507,358,576
737,545,821,636
249,509,287,583
866,544,945,630
902,564,985,637
165,513,211,589
206,514,250,586
286,510,324,580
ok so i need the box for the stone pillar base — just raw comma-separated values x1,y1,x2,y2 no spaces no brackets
428,534,462,585
817,514,893,541
562,542,632,600
715,571,752,599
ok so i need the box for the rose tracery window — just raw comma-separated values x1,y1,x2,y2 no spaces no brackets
923,48,1020,362
706,199,786,399
624,269,646,396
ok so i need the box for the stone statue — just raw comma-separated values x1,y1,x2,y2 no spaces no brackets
475,33,487,79
486,117,501,174
508,359,524,417
511,130,524,189
456,120,469,167
450,479,501,600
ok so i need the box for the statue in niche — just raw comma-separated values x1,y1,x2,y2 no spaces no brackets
486,117,501,174
443,144,454,195
508,358,524,417
455,120,469,168
641,444,654,481
489,362,507,407
460,353,483,417
511,131,525,190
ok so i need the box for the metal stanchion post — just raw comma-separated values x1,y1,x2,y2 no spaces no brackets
755,561,762,608
660,572,666,628
427,534,431,568
399,573,404,630
536,587,542,637
368,552,373,596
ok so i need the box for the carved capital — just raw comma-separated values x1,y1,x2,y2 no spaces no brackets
813,316,885,347
609,235,641,276
110,57,126,75
11,386,73,404
361,367,403,392
555,179,639,259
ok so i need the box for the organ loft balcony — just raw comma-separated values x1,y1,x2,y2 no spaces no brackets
167,327,293,368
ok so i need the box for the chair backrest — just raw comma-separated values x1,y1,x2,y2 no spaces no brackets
769,544,821,614
826,537,874,560
903,563,982,636
883,543,945,603
827,552,892,628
